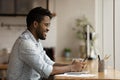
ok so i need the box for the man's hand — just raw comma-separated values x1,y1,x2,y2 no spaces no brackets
71,60,87,72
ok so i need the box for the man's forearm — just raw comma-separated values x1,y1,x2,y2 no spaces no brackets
51,65,71,75
51,61,86,75
53,63,69,66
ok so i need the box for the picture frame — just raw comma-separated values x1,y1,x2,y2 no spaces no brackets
0,0,49,16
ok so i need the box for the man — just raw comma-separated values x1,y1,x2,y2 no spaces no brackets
7,7,86,80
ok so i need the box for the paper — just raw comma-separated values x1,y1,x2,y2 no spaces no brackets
65,71,89,75
56,71,96,77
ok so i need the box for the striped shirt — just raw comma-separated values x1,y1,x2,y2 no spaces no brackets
7,29,55,80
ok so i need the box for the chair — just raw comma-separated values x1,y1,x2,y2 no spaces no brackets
44,47,55,61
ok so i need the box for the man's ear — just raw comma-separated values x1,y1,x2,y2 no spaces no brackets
33,21,38,29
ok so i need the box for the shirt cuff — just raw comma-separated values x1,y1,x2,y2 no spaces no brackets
51,61,55,65
43,64,53,78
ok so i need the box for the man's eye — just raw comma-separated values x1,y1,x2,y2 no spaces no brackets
44,23,50,27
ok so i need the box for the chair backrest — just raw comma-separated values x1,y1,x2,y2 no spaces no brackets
43,47,55,61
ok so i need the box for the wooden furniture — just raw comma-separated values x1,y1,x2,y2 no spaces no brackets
55,57,120,80
0,64,8,80
0,64,7,70
55,69,120,80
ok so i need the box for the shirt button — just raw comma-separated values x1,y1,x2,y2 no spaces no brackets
36,44,38,47
34,74,38,77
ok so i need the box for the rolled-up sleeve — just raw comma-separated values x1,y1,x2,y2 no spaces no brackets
42,51,55,65
19,40,53,78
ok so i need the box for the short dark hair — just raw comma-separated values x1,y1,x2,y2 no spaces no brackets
26,7,52,28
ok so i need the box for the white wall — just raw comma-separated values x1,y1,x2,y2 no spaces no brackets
0,17,26,53
103,0,114,68
95,0,103,57
55,0,95,57
115,0,120,70
95,0,114,68
96,0,120,70
0,0,95,59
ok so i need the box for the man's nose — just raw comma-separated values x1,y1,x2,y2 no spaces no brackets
46,28,49,32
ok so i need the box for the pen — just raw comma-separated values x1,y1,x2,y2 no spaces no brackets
83,57,88,62
81,57,88,71
98,55,100,61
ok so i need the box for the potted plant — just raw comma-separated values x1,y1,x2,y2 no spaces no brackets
72,16,96,59
63,48,71,58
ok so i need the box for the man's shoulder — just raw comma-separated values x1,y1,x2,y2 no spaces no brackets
18,37,35,48
20,30,31,40
16,30,37,49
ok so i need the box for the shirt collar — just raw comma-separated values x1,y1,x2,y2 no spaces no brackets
26,29,40,44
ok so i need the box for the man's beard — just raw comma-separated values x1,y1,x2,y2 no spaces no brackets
36,29,46,40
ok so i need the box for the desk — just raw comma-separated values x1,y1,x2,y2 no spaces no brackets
55,69,120,80
55,57,120,80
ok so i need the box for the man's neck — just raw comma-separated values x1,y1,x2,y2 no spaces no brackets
28,28,39,42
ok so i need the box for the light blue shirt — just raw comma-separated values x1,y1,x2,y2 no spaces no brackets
7,29,55,80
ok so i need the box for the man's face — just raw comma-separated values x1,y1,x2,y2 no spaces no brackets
36,16,50,40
